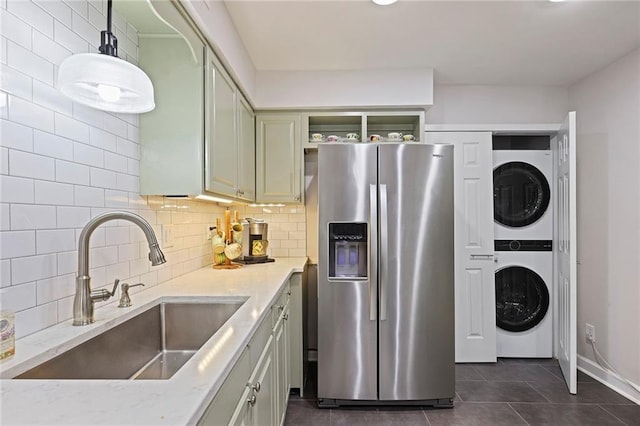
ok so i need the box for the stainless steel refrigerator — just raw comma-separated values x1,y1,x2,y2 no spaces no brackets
317,143,454,407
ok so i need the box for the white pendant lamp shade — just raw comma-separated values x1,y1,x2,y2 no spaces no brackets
372,0,398,5
58,53,155,113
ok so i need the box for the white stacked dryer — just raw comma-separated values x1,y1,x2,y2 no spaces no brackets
493,148,553,358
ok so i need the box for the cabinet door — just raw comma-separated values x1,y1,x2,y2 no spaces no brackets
229,386,253,426
237,95,255,202
288,273,304,395
425,132,496,363
256,115,302,203
274,304,290,425
205,50,237,197
251,336,276,426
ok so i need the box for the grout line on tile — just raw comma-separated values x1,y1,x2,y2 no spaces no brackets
524,381,553,403
597,404,632,426
507,402,531,425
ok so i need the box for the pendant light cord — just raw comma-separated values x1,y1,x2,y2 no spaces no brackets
99,0,118,57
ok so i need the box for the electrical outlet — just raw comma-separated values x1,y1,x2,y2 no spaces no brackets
162,224,174,248
585,323,595,343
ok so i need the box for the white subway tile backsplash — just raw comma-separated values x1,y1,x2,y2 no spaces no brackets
0,8,32,50
8,94,54,132
7,40,54,85
0,203,9,230
0,282,36,311
15,302,57,337
90,167,117,189
104,151,127,173
105,226,129,246
1,35,7,64
0,175,34,203
86,0,103,30
64,0,88,20
53,19,88,54
127,158,139,175
33,80,73,117
111,10,125,34
104,189,129,208
56,113,90,143
10,204,56,230
56,296,73,322
128,193,146,208
0,146,7,174
36,273,74,305
34,130,74,160
6,0,53,38
118,243,137,263
116,136,138,159
71,11,98,49
32,30,71,66
0,119,33,151
89,245,117,268
129,257,149,276
74,185,104,207
0,91,7,119
56,205,90,228
89,127,116,152
87,0,103,14
11,253,57,284
72,104,128,138
9,150,55,180
105,261,129,283
55,159,90,185
73,141,102,167
116,172,137,192
1,259,10,287
36,229,76,254
34,0,72,28
0,230,35,259
56,250,75,275
126,123,138,142
35,180,74,206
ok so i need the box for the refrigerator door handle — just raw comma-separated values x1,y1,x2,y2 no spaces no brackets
369,184,378,321
380,184,388,321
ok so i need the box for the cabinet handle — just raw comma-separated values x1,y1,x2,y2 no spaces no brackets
294,195,300,202
247,394,257,406
284,313,289,321
252,381,261,393
277,304,284,312
287,290,291,296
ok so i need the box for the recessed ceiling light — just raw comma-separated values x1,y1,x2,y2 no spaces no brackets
372,0,398,5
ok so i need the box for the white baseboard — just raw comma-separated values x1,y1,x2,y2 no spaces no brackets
577,354,640,405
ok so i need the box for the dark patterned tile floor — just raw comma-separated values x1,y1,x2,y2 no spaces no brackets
285,360,639,425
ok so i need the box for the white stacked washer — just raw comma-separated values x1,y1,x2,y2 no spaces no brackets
493,150,553,358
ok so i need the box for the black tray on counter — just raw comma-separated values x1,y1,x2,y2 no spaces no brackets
234,257,275,265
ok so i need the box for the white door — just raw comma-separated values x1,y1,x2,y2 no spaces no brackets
553,112,577,394
426,132,496,362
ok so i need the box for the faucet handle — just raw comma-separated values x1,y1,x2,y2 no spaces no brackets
118,282,145,308
90,278,121,303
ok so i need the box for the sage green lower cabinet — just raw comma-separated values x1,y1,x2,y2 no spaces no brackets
199,274,302,426
256,115,303,204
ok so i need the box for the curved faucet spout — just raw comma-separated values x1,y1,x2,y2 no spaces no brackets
74,211,166,326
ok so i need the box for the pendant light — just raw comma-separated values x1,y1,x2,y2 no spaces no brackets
372,0,398,5
57,0,155,113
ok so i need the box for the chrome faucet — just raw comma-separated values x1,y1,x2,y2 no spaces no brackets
73,211,166,326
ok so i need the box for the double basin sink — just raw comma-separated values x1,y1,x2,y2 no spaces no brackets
15,301,245,380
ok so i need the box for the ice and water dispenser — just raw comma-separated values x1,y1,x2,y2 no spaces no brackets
328,223,368,279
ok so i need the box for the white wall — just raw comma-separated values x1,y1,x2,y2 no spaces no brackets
569,48,640,387
254,68,434,110
426,84,569,125
0,0,305,339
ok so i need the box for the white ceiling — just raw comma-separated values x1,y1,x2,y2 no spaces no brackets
223,0,640,86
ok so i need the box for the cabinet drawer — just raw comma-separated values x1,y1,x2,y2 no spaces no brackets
271,282,290,326
198,346,250,425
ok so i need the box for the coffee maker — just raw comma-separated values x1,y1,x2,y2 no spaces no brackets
237,218,274,264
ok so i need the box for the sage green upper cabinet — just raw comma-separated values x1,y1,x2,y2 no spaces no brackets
237,96,256,202
256,114,303,204
137,1,205,196
205,50,256,201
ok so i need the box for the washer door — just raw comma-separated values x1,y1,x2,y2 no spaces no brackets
494,161,550,227
495,266,549,332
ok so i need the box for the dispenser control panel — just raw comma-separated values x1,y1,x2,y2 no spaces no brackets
328,222,368,279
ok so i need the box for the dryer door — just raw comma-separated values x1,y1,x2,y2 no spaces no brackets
495,266,550,332
494,162,550,227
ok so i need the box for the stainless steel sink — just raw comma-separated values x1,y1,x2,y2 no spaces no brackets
15,301,245,380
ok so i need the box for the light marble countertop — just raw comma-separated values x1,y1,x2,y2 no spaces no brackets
0,258,307,425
